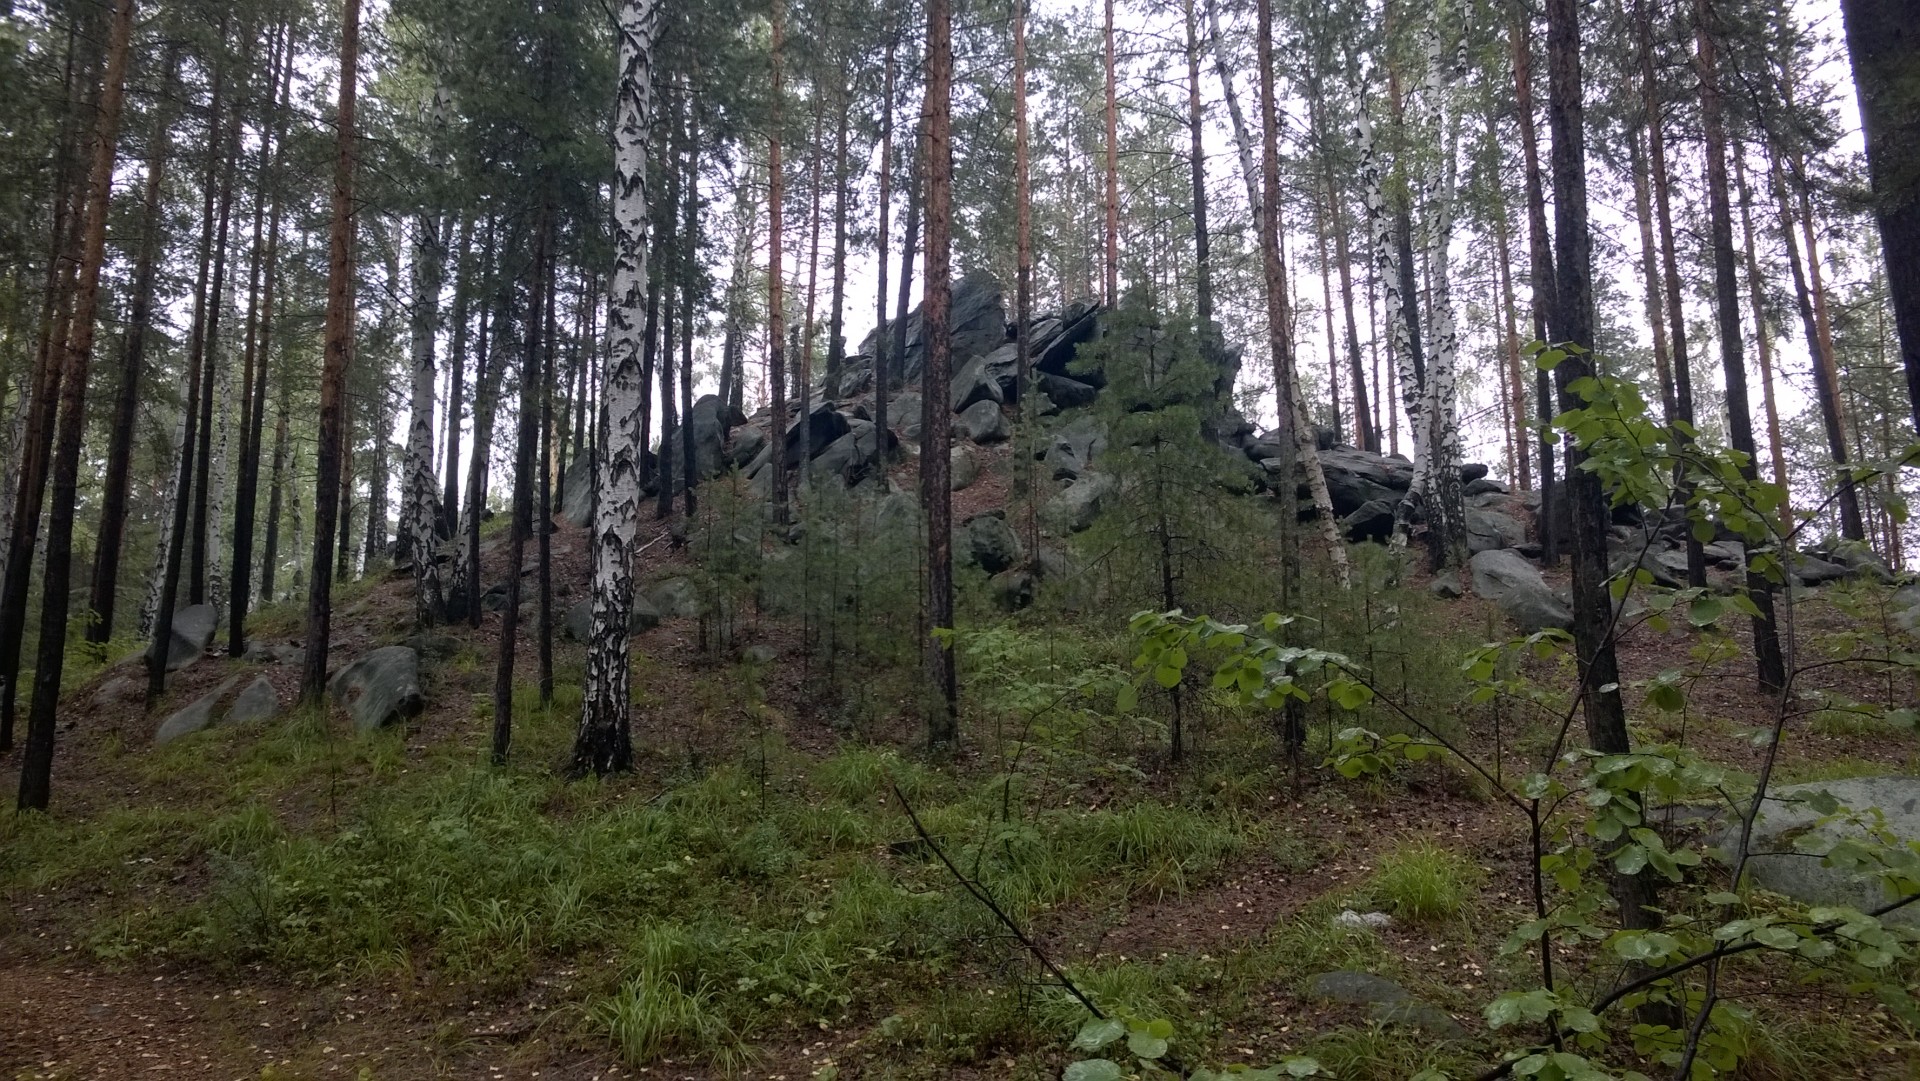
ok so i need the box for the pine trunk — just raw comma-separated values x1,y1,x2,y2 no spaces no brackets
301,0,362,706
495,212,549,764
1102,0,1118,305
1511,9,1559,567
1697,1,1785,693
19,0,135,810
872,33,896,473
923,0,958,749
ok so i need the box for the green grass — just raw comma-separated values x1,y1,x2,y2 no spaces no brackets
1356,839,1479,925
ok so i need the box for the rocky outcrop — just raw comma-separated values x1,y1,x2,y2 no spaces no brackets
960,512,1023,574
163,604,218,672
1042,472,1117,534
327,646,425,732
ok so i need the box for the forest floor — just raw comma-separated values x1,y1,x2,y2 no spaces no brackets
5,477,1920,1080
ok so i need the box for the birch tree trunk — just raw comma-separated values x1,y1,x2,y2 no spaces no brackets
573,0,659,776
404,89,450,626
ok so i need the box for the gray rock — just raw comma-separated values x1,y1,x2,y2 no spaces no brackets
1466,507,1526,553
560,451,595,527
92,675,141,709
1042,472,1116,534
327,646,425,732
1035,545,1078,582
1469,548,1573,633
1611,546,1683,589
1308,970,1407,1004
728,424,768,469
1822,541,1894,584
958,399,1010,444
990,568,1037,611
950,353,1006,412
949,445,979,492
1724,776,1920,927
1343,499,1398,543
1702,540,1745,567
646,577,701,619
165,604,218,672
889,392,924,441
1315,448,1413,515
859,272,1008,385
1463,476,1508,497
224,676,280,727
784,400,853,463
742,643,778,665
1037,372,1097,409
1460,462,1490,484
1894,584,1920,636
1430,572,1464,600
1790,553,1852,586
962,512,1024,574
154,676,242,746
564,595,660,641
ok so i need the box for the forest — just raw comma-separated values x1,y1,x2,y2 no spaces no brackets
4,0,1920,1074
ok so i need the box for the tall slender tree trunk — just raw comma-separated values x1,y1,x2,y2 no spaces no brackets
301,0,362,707
229,31,293,653
89,49,178,644
1837,0,1920,429
19,0,134,810
1328,175,1375,452
538,228,558,706
1488,112,1531,490
1626,122,1678,432
1732,142,1793,533
1182,0,1213,379
261,372,291,603
1772,150,1868,542
1639,0,1705,586
923,0,958,749
767,0,790,528
402,90,450,626
443,216,472,532
871,31,896,472
1696,0,1785,693
495,211,549,764
573,0,658,776
654,97,679,521
193,72,246,609
826,77,851,403
680,98,698,515
798,90,825,486
145,41,229,709
1102,0,1118,306
1511,7,1559,566
1543,0,1668,945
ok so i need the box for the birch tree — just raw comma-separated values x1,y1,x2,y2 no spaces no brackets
572,0,659,777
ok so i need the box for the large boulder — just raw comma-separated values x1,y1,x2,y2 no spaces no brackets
728,424,768,469
1314,448,1412,516
958,399,1010,444
1042,472,1117,534
1342,500,1398,543
224,676,281,727
1308,971,1464,1037
560,451,595,527
164,604,218,672
1035,301,1104,378
859,272,1008,384
327,646,425,732
889,391,925,442
1037,372,1097,409
1469,549,1573,633
1789,552,1853,586
950,353,1005,412
1466,507,1526,554
961,512,1024,574
1724,777,1920,927
783,400,853,464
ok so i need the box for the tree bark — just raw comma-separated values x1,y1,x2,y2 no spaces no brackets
301,0,362,707
1837,0,1920,430
495,211,549,764
1732,142,1794,533
679,83,698,515
768,0,790,528
1102,0,1118,305
1772,149,1868,542
872,31,896,473
89,48,179,645
923,0,958,750
573,0,659,776
403,89,451,627
826,73,851,405
19,0,135,810
1697,0,1785,693
1511,6,1559,567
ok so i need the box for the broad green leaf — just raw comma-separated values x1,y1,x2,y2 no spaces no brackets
1063,1059,1124,1081
1073,1018,1124,1052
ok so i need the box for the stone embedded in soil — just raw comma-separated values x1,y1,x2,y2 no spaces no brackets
949,445,979,492
957,399,1010,444
1308,970,1464,1037
222,676,281,727
1042,472,1116,534
154,676,242,746
327,646,425,733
